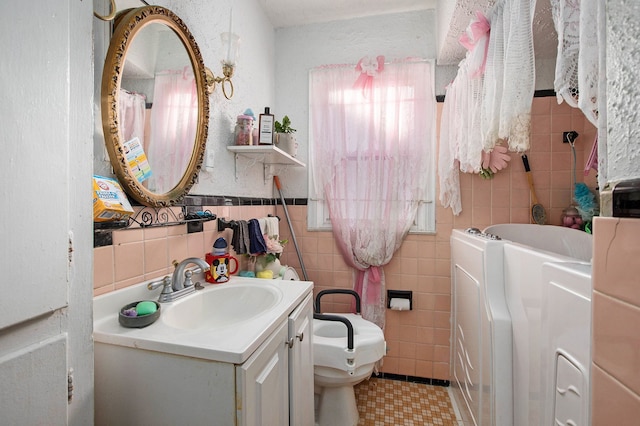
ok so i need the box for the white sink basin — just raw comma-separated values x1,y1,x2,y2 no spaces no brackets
93,275,313,363
161,283,282,330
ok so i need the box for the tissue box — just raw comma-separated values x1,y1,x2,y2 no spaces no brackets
93,175,134,222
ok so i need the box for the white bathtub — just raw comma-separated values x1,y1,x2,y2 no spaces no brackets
451,224,593,426
450,228,512,426
484,224,592,263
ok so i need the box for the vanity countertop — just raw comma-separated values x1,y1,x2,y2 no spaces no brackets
93,275,313,364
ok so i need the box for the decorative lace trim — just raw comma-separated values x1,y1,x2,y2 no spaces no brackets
551,0,599,126
506,113,532,152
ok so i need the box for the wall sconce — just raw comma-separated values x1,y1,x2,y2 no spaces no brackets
206,32,240,100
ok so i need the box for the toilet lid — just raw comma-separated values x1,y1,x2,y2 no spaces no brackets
281,267,299,280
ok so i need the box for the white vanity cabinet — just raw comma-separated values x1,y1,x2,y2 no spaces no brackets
237,321,289,425
94,279,314,426
236,292,314,426
288,293,314,426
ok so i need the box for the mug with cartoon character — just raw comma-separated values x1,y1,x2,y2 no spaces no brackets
205,253,239,283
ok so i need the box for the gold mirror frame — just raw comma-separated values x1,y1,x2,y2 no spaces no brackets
101,6,209,207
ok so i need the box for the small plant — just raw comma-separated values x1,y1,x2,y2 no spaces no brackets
274,115,296,134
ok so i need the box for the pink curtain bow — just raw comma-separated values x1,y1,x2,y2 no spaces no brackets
459,11,490,50
354,55,385,96
458,11,490,77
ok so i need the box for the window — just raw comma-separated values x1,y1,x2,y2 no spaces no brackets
307,59,437,233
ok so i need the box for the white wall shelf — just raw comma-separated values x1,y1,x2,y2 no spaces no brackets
227,145,306,183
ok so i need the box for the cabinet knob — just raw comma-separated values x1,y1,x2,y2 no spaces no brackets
296,332,304,342
286,337,294,348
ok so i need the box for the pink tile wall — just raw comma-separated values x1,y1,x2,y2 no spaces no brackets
592,217,640,424
453,97,598,231
94,96,598,382
93,205,274,295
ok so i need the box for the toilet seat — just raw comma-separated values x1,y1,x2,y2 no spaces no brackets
313,313,385,373
313,312,385,426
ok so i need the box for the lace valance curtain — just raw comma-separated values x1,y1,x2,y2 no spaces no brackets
439,0,536,215
551,0,600,126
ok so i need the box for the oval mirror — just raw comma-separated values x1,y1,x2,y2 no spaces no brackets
101,6,209,207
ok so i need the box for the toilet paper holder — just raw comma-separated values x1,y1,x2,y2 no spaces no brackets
386,290,412,311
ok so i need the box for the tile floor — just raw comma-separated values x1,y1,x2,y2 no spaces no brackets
354,377,460,425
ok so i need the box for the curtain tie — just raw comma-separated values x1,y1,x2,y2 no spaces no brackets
369,265,381,283
355,266,382,307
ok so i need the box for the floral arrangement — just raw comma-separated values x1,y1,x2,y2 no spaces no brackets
263,235,288,263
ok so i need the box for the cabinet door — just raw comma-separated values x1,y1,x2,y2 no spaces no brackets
237,321,289,426
288,294,314,426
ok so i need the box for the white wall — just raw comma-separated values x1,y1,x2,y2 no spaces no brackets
605,0,640,183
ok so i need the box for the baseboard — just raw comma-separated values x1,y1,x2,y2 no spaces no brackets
373,372,450,388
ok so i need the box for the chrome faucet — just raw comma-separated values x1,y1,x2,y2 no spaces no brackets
148,257,211,303
172,257,211,291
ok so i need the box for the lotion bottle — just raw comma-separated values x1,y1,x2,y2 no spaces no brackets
258,107,275,145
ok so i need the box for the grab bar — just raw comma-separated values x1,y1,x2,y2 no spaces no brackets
314,289,362,351
313,313,354,350
315,289,361,314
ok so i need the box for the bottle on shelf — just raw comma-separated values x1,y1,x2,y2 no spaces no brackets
258,107,275,145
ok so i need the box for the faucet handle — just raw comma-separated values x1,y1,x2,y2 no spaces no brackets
183,270,194,288
148,276,173,294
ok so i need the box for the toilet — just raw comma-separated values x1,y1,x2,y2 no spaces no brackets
312,301,386,426
279,268,386,426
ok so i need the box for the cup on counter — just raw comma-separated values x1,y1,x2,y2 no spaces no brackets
205,253,239,283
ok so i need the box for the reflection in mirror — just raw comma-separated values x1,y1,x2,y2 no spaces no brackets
102,6,209,207
119,22,196,194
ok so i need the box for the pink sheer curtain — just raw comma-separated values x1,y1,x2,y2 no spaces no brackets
309,58,436,329
147,66,198,193
118,89,146,145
